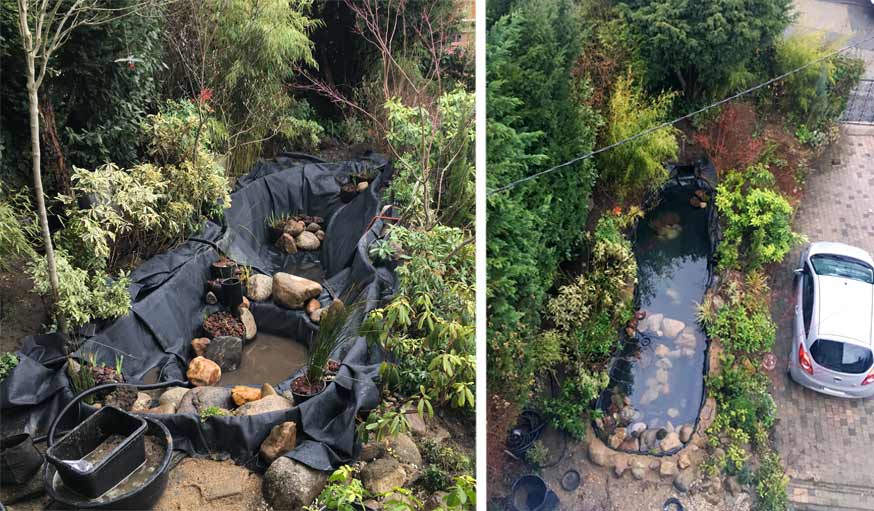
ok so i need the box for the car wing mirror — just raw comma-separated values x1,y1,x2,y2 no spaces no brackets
793,268,804,275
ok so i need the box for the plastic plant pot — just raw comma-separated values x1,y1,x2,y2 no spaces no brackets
339,182,358,203
211,258,237,279
221,278,244,311
46,406,147,499
0,433,43,485
291,372,327,404
44,417,173,510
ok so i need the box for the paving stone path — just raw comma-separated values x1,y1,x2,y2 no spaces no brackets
770,124,874,510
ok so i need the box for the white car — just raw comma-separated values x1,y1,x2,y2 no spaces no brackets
789,241,874,398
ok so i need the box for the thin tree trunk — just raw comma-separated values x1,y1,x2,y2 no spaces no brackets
21,11,64,331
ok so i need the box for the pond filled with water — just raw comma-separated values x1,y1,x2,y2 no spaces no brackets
219,333,308,386
604,185,711,432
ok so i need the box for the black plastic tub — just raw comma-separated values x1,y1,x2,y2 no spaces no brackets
0,433,42,485
45,417,173,509
46,406,147,499
511,475,558,511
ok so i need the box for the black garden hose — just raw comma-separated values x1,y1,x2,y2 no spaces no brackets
35,380,190,447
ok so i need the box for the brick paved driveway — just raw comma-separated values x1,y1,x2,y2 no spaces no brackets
770,125,874,510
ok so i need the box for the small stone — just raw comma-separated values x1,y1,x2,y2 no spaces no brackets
357,181,369,192
678,452,692,470
205,291,218,305
667,408,679,418
310,307,325,323
240,308,257,341
263,457,328,510
277,232,298,254
284,220,306,237
234,394,293,416
205,336,243,371
608,428,627,449
295,231,321,251
145,403,176,414
629,422,647,438
657,369,670,384
660,432,682,452
247,274,273,302
655,344,670,357
240,297,250,309
306,222,321,233
674,469,696,492
260,421,298,463
192,337,211,357
588,438,614,467
273,273,322,309
620,437,639,452
631,467,646,480
679,424,694,443
187,356,221,386
660,460,679,477
726,476,742,496
158,387,189,410
315,230,325,241
231,385,262,406
305,298,320,315
641,429,658,451
261,383,278,398
131,392,152,412
661,318,686,338
361,458,406,494
613,454,629,477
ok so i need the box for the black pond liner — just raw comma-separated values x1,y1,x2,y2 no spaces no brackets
0,433,43,485
0,152,398,473
594,159,721,457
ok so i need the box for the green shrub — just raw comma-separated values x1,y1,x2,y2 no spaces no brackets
621,0,792,100
385,88,475,228
421,439,471,474
754,450,789,511
487,0,602,404
27,251,131,332
547,212,637,359
361,225,474,409
716,164,804,271
199,406,228,422
58,100,232,272
597,72,680,201
707,353,777,440
524,440,550,471
772,33,863,130
0,185,37,270
0,352,19,381
421,465,453,493
706,300,776,354
541,366,609,439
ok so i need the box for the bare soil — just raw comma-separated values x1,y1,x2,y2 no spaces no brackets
153,458,270,511
0,263,48,353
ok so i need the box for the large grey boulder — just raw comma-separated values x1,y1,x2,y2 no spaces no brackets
176,386,234,415
361,458,407,494
263,457,328,510
234,394,293,416
204,336,242,371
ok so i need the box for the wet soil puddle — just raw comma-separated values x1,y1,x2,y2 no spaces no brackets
219,333,308,386
605,185,711,430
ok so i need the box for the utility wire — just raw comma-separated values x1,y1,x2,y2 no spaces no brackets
487,31,874,196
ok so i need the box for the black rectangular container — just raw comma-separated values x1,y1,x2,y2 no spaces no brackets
46,406,147,498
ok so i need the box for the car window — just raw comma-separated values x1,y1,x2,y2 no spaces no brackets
811,254,874,284
802,265,814,336
810,339,874,374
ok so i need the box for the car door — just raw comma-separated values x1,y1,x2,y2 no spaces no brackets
795,263,814,347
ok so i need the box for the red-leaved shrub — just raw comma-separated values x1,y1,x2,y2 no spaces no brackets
694,103,764,175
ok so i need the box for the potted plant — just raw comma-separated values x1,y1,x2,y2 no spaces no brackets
211,256,237,279
292,301,357,403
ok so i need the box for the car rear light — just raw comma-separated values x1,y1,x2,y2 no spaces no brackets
799,343,814,375
863,372,874,386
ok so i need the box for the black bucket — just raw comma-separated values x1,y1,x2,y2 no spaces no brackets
0,433,43,485
46,406,147,499
511,475,559,511
45,417,173,509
